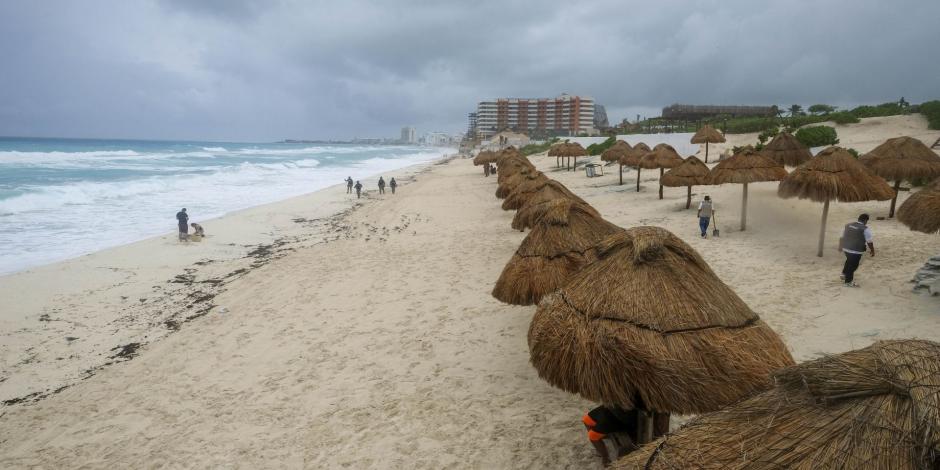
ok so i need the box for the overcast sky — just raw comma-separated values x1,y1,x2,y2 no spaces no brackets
1,0,938,142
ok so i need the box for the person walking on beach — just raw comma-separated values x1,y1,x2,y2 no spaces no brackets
389,177,397,194
696,195,715,238
840,213,875,287
354,180,362,199
345,177,353,194
378,176,386,195
176,208,189,241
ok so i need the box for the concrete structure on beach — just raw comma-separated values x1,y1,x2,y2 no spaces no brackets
473,94,596,139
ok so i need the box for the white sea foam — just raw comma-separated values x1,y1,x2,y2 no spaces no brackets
201,146,228,152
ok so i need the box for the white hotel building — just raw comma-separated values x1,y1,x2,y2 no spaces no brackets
474,94,596,139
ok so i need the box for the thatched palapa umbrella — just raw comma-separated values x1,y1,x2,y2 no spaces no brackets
561,142,587,171
472,150,497,166
620,143,651,192
496,169,545,199
860,136,940,218
661,156,711,209
528,227,794,443
493,200,621,305
511,197,599,231
779,146,894,257
502,179,585,211
760,131,813,167
897,177,940,234
691,124,726,163
602,140,632,185
614,339,940,470
640,143,684,200
707,148,787,231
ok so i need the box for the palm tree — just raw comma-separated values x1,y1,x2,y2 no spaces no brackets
788,104,804,117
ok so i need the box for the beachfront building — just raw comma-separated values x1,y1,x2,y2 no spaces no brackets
400,126,416,144
474,94,596,139
661,104,778,120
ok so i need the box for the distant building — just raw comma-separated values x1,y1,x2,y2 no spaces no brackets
467,113,478,140
594,104,609,129
474,94,596,139
400,126,416,143
661,104,778,120
423,132,455,146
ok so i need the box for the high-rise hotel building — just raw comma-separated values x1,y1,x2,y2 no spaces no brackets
473,94,595,139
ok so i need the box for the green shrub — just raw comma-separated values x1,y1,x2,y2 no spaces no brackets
830,112,861,125
795,126,839,147
758,127,780,144
586,136,616,155
846,148,860,159
784,114,830,130
919,100,940,130
721,117,779,134
808,104,837,115
849,102,905,118
519,138,558,156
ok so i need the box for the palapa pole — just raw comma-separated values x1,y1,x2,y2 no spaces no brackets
636,168,641,192
658,168,664,200
889,180,901,218
705,141,709,164
686,186,692,209
817,199,830,257
619,163,623,185
741,182,748,231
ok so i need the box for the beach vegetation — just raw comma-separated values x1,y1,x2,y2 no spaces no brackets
808,104,837,115
918,100,940,130
586,136,616,156
795,126,839,147
829,112,861,125
788,104,805,117
519,138,560,156
757,127,780,145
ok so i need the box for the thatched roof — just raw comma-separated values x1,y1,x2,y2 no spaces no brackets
502,179,585,211
511,198,599,231
860,136,940,182
560,142,588,157
690,124,726,144
528,226,794,413
646,143,684,169
601,140,632,163
493,200,622,305
495,153,535,181
897,177,940,234
472,150,497,166
547,143,566,157
779,146,895,203
661,156,710,187
619,142,651,167
496,170,546,199
614,339,940,470
760,132,813,167
707,148,787,184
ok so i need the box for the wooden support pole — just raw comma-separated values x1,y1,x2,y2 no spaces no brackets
619,164,623,185
889,179,901,218
636,168,641,192
741,182,749,231
635,410,654,445
653,412,671,438
817,199,830,257
686,186,692,209
658,168,664,200
705,141,709,164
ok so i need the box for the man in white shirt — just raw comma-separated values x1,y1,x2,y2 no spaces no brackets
841,213,875,287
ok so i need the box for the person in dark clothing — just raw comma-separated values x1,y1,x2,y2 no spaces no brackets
354,180,363,199
484,164,490,177
378,176,386,194
345,177,353,194
583,406,640,466
389,177,397,194
841,213,875,287
176,208,189,241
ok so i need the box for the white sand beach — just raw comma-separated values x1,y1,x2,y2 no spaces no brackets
1,115,939,468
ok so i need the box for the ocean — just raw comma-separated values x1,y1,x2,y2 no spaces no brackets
0,137,451,275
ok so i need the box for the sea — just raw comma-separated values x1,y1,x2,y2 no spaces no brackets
0,137,452,275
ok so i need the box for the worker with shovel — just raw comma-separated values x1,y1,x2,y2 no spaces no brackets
697,195,716,238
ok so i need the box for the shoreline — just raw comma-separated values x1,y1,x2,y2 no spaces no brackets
0,154,453,406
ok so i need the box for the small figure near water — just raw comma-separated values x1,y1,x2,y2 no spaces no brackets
840,213,875,287
697,195,715,238
345,176,353,194
189,222,205,241
378,176,386,194
176,208,189,241
354,180,363,199
389,177,397,194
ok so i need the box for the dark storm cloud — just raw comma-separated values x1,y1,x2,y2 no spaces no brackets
0,0,937,141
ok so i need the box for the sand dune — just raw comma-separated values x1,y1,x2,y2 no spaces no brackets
1,115,939,468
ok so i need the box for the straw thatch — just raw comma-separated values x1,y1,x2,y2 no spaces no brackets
614,339,940,470
502,179,585,211
662,156,711,209
601,140,632,163
620,143,651,168
495,152,535,181
708,148,788,230
779,146,895,203
690,124,726,144
640,144,685,199
493,200,622,305
860,137,940,218
511,198,599,231
760,131,813,167
691,124,726,163
559,142,588,171
897,177,940,234
528,226,794,413
472,150,497,166
495,170,546,199
779,146,894,256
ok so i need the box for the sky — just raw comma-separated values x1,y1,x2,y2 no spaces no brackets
0,0,938,142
